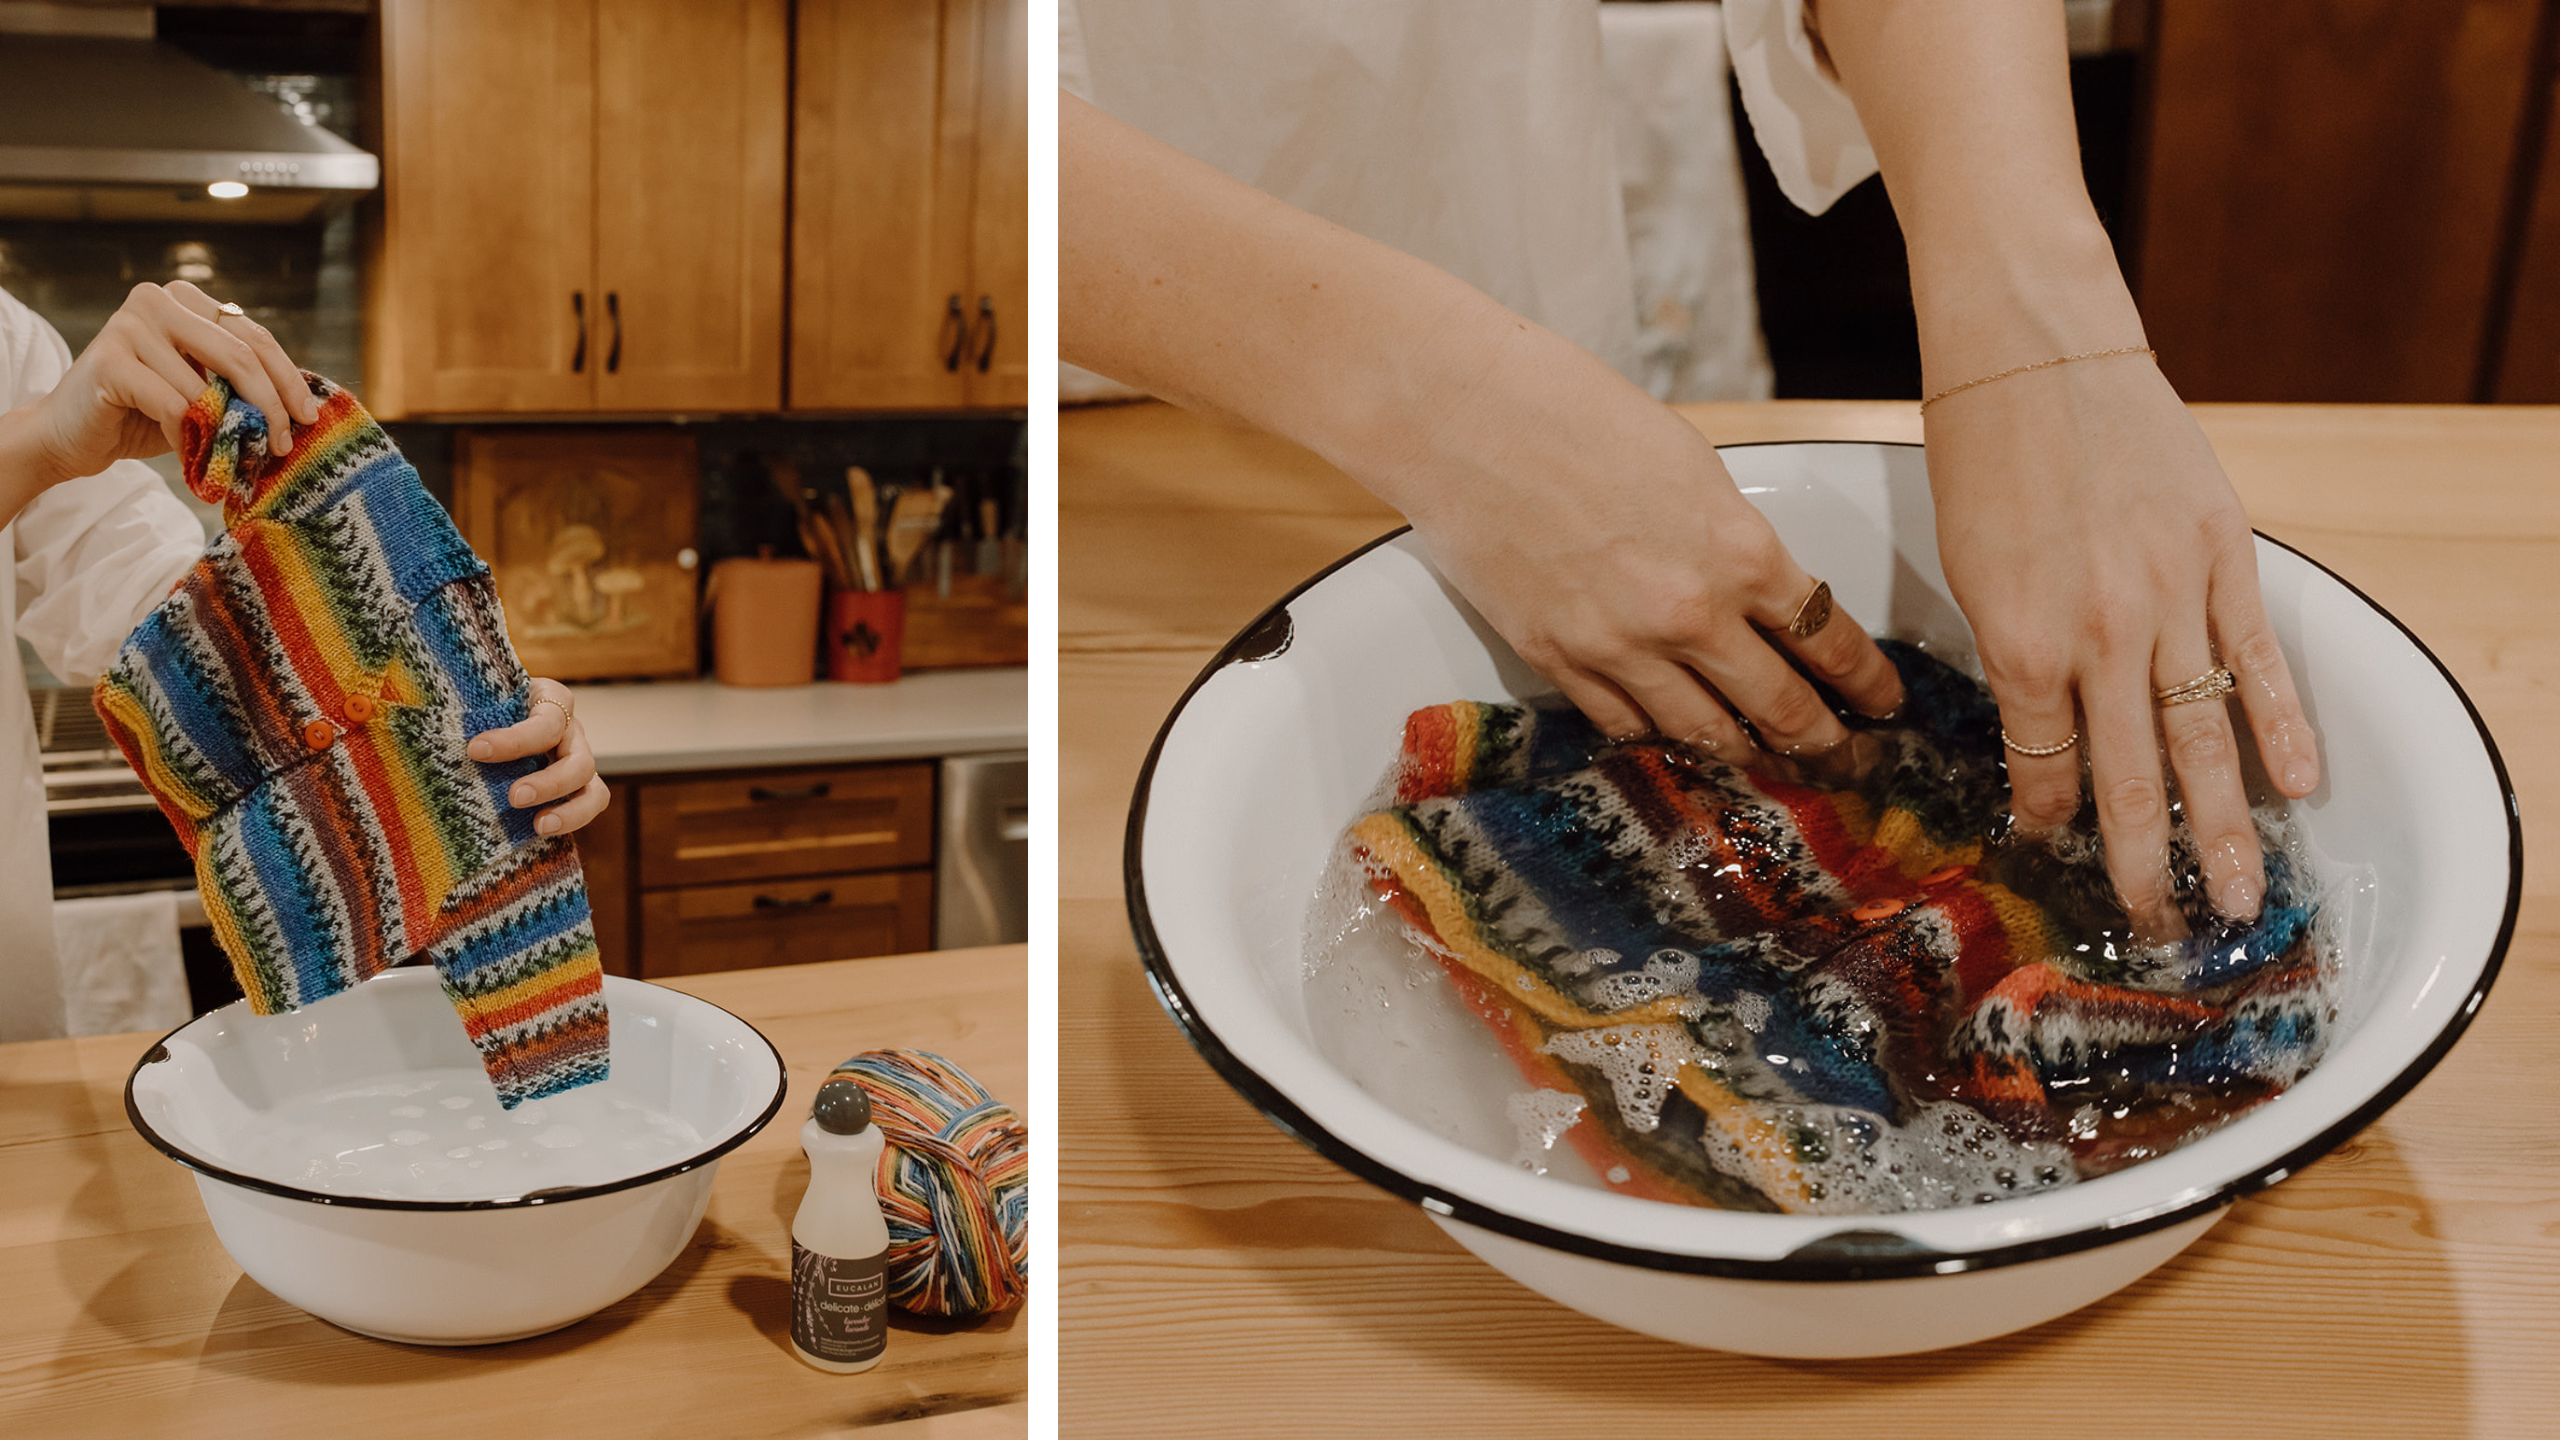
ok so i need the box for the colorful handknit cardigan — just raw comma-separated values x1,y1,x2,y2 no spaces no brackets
1351,642,2327,1214
93,374,608,1108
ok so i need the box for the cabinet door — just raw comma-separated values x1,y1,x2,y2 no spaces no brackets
790,0,973,409
2134,0,2544,401
960,0,1027,409
594,0,789,413
375,0,596,416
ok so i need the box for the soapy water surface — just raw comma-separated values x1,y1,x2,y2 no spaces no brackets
1301,655,2371,1218
224,1067,705,1200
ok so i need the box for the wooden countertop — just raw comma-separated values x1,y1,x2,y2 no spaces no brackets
1061,399,2560,1438
0,947,1029,1440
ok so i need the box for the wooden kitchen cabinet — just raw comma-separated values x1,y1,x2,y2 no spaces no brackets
789,0,1027,410
2132,0,2548,402
585,760,939,979
369,0,787,417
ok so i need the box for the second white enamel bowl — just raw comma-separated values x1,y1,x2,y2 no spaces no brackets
1125,440,2517,1357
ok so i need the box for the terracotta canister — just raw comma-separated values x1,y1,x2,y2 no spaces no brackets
823,589,905,684
707,556,822,686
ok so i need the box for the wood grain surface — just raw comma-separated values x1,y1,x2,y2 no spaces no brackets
1061,399,2560,1438
0,947,1029,1440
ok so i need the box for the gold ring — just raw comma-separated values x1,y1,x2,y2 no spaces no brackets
1786,579,1834,639
2154,667,2236,706
215,301,246,317
2002,727,2079,758
530,695,571,727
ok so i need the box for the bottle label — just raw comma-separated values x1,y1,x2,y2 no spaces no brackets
792,1241,889,1365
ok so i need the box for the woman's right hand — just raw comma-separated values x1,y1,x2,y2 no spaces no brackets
30,280,319,487
1371,306,1906,769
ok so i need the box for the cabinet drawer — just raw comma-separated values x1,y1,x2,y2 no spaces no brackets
637,762,933,888
639,870,932,977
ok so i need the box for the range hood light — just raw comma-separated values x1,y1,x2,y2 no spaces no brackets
207,181,248,199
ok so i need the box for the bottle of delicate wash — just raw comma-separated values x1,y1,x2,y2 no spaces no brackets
791,1077,891,1372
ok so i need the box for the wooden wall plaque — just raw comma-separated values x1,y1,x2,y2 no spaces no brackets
453,429,701,681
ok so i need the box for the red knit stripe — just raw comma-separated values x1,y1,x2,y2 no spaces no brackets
1928,884,2019,1002
191,560,302,763
337,726,438,944
1398,705,1462,804
1607,747,1793,933
234,523,349,718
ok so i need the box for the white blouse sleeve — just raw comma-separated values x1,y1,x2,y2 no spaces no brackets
1722,0,1879,216
5,292,205,688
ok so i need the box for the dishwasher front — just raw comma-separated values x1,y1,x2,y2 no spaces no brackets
936,751,1028,949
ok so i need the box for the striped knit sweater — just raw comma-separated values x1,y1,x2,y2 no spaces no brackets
93,374,608,1109
1352,642,2326,1214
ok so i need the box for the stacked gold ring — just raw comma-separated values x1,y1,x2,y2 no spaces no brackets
2154,666,2236,706
2001,728,2079,757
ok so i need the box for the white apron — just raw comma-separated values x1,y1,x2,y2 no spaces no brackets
1061,0,1877,401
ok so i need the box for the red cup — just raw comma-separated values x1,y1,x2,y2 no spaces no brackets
823,589,904,683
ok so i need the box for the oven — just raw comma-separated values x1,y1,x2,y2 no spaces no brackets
35,683,241,1015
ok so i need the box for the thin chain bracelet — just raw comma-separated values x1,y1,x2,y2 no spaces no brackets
1920,345,2156,412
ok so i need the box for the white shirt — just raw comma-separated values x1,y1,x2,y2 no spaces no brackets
1060,0,1877,391
2,288,206,1040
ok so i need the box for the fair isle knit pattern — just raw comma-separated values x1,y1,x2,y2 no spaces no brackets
93,374,608,1109
1353,642,2328,1214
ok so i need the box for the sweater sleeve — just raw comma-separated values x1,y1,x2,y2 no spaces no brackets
1723,0,1879,216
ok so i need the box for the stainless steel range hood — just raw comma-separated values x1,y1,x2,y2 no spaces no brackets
0,34,378,223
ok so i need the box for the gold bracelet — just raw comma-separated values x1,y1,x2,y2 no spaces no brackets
1920,345,2156,411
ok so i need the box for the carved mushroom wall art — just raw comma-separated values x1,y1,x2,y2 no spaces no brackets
593,568,646,630
546,524,608,627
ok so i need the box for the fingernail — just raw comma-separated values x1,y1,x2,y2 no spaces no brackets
512,783,534,807
538,813,561,835
2282,756,2318,795
469,739,492,761
2215,868,2264,920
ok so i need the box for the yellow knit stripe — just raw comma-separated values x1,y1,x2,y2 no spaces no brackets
451,948,600,1024
1674,1068,1815,1211
1449,701,1484,789
374,736,460,912
259,524,367,689
1350,812,1691,1032
94,684,220,819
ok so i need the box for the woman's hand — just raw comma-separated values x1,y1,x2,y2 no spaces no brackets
1382,311,1906,768
1926,354,2320,934
468,677,611,838
32,281,318,483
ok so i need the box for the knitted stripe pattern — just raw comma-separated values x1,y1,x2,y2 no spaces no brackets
93,374,608,1109
829,1049,1029,1318
1353,641,2328,1214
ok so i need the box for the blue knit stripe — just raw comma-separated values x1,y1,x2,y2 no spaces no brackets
234,790,350,1007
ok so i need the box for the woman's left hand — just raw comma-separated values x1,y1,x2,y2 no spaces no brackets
467,677,610,837
1927,354,2321,937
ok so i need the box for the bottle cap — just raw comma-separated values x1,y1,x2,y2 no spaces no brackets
811,1077,873,1135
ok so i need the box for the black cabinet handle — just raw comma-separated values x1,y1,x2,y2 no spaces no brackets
572,292,587,373
941,294,966,372
747,781,832,803
605,291,622,373
752,889,834,913
974,295,996,373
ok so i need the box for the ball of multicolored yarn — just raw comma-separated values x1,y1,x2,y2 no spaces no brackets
829,1048,1028,1318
